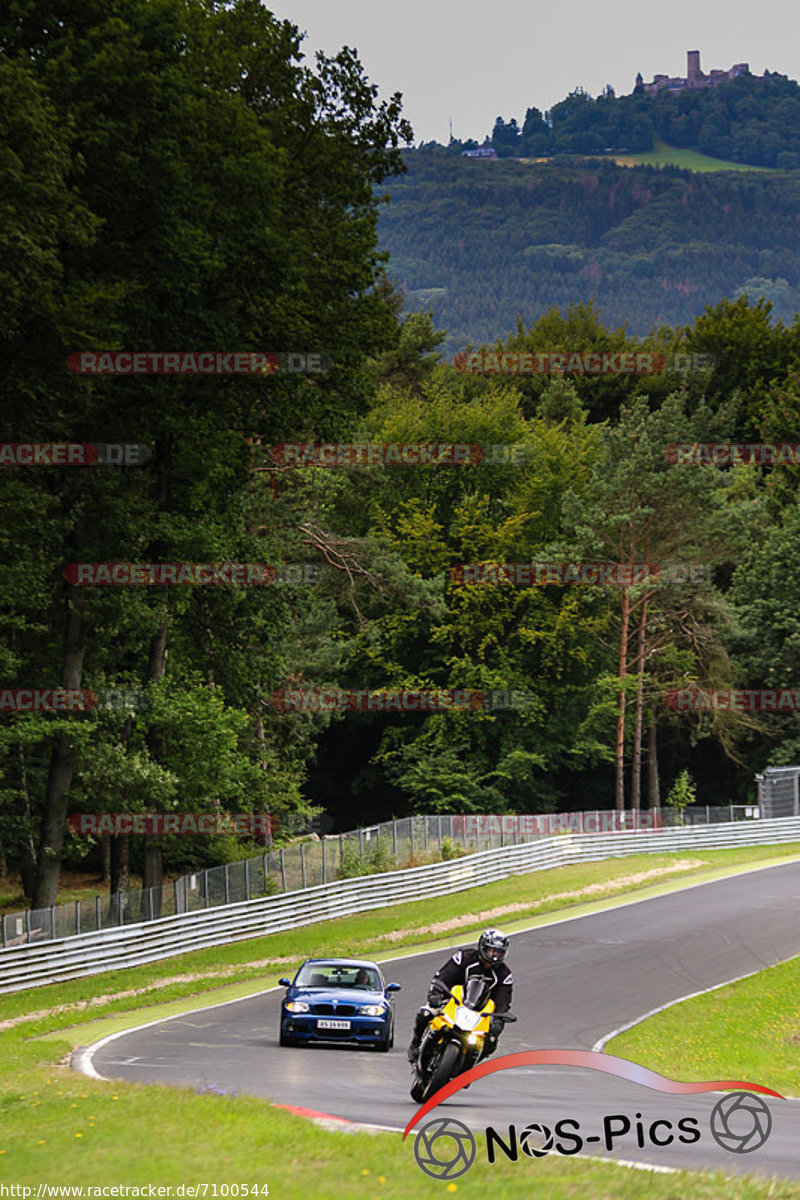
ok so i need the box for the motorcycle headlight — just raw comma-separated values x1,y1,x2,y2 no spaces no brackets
454,1006,482,1031
360,1004,386,1016
285,1001,310,1013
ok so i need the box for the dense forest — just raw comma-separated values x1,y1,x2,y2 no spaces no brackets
378,155,800,353
442,73,800,169
1,1,799,905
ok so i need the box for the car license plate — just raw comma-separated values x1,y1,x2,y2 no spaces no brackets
317,1018,351,1030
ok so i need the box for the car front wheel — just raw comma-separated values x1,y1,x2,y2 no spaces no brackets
375,1031,392,1052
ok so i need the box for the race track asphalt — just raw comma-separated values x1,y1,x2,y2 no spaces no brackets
84,859,800,1181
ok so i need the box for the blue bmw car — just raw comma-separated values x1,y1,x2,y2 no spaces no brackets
278,958,401,1051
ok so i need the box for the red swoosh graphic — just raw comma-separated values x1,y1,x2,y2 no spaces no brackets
403,1049,784,1139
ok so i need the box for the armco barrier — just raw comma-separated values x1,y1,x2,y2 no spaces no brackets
1,817,799,994
1,805,755,950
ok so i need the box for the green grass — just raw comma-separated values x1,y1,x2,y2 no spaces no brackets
2,843,800,1197
3,842,800,1028
0,874,146,919
3,1059,799,1200
5,842,800,1030
612,137,773,172
609,954,800,1099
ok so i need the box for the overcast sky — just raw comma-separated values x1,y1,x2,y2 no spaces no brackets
270,0,799,144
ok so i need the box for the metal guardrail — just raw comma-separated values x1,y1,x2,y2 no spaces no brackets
0,804,758,949
1,816,798,994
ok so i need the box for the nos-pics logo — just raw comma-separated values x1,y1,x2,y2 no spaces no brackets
413,1094,773,1180
404,1051,781,1181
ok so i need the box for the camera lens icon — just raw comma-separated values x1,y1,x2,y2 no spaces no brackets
710,1092,772,1153
520,1122,554,1157
413,1117,477,1179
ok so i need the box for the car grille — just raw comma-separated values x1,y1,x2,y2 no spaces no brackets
313,1003,356,1016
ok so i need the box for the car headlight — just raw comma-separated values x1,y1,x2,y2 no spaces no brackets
285,1001,310,1013
360,1004,386,1016
454,1006,482,1031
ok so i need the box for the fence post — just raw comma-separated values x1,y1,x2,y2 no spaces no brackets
322,838,327,884
75,900,81,936
204,868,210,908
729,804,734,822
148,888,154,921
49,905,55,940
1,915,5,948
96,895,101,930
224,863,230,905
437,815,442,849
339,835,344,874
301,842,307,889
411,819,415,856
262,854,268,896
245,858,251,901
118,892,124,926
392,820,398,864
359,827,364,866
25,909,31,944
706,805,710,823
424,818,429,851
171,880,178,915
280,848,287,891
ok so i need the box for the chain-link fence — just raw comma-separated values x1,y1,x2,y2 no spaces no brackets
0,800,767,949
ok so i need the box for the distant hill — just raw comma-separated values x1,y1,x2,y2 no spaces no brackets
438,73,800,171
377,155,800,352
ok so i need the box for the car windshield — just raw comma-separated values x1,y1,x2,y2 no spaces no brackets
295,963,381,990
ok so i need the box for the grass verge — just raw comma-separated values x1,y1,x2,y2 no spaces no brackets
4,843,800,1032
608,954,800,1098
1,842,799,1197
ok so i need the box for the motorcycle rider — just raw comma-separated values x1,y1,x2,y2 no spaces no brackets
407,928,513,1065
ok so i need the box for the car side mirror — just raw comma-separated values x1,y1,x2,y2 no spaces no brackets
278,978,291,988
385,982,402,992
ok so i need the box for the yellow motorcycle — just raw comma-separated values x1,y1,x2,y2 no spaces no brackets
410,977,516,1103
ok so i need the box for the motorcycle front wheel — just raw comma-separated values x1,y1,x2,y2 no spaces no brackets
424,1040,462,1101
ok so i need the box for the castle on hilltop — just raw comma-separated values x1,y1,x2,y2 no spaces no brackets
635,50,751,95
